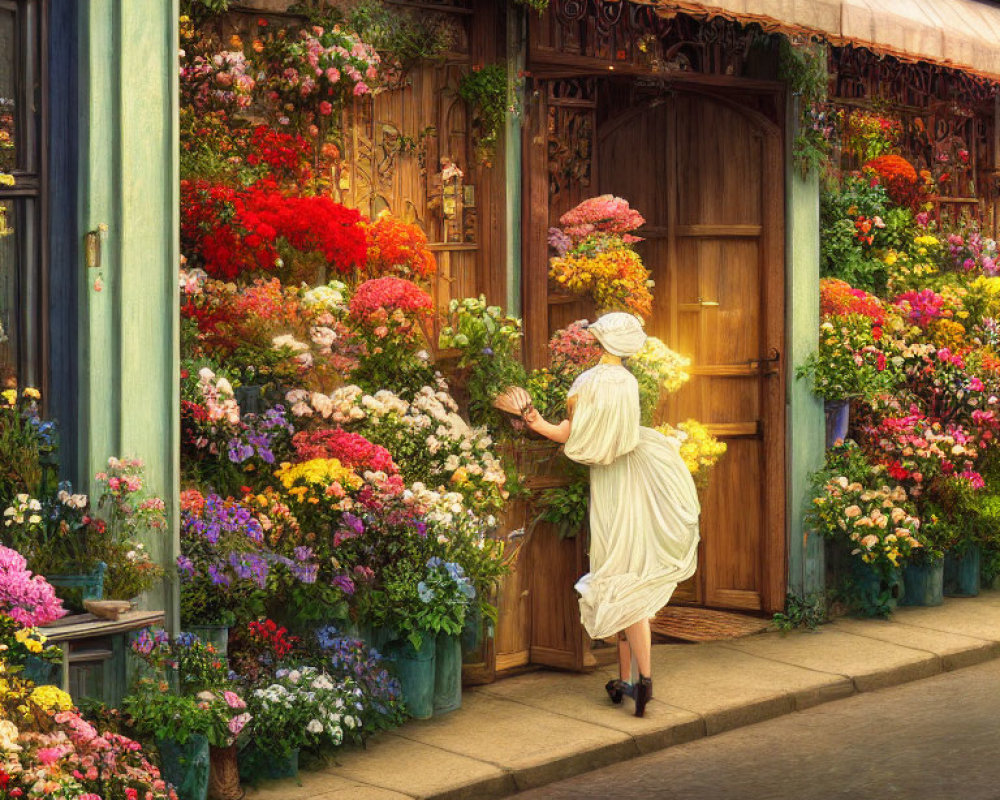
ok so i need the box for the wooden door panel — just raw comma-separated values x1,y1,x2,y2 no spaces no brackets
703,436,764,608
596,85,785,616
674,96,762,226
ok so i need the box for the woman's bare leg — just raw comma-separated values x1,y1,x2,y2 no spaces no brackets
616,632,632,682
624,618,652,678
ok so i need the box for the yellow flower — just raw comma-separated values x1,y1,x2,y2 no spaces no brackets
29,685,72,711
0,389,15,406
21,387,40,400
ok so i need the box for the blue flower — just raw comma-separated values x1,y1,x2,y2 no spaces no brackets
417,581,434,603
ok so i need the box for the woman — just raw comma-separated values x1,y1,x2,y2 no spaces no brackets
517,312,700,717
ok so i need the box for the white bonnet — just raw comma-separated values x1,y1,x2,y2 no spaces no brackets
587,312,647,357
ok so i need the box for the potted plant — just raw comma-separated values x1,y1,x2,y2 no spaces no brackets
240,666,362,781
807,443,925,616
797,311,896,447
122,685,217,800
371,556,476,718
899,505,949,607
131,627,230,696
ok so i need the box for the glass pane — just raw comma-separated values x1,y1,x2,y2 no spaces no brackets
0,8,15,174
0,198,16,387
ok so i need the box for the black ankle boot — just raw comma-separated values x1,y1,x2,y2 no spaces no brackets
633,675,652,718
605,679,632,704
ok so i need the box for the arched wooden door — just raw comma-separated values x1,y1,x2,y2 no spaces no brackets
599,86,786,614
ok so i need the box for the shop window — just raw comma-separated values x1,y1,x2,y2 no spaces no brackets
0,0,44,392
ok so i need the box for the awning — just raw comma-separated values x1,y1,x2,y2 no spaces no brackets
638,0,1000,81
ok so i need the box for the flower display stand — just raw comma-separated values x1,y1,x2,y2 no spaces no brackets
900,560,944,606
944,544,981,598
432,633,463,715
386,638,436,719
39,609,165,706
824,400,850,448
157,734,210,800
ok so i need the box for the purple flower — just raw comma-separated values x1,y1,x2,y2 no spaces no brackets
331,574,355,595
208,564,231,587
177,555,196,578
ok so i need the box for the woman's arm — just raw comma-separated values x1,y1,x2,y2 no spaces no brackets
522,408,571,443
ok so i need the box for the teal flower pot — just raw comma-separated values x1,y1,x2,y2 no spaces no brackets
850,559,903,614
387,637,436,720
238,744,298,781
944,544,981,598
22,655,60,686
157,734,210,800
900,560,944,606
433,633,463,716
48,562,107,611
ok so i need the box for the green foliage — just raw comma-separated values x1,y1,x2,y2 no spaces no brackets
772,591,828,632
779,37,834,177
458,64,511,165
512,0,550,13
345,0,454,69
534,477,589,539
122,688,222,746
439,296,527,434
180,0,230,23
820,176,894,293
291,0,453,70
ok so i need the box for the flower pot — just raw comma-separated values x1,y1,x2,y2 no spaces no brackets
433,633,462,716
157,734,210,800
944,544,981,598
460,603,484,659
900,560,944,606
208,745,243,800
849,559,903,614
238,743,298,782
386,638,436,720
47,562,107,611
234,384,263,416
22,654,60,686
824,400,850,448
185,625,230,658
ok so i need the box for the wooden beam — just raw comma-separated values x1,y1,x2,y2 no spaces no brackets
676,223,763,238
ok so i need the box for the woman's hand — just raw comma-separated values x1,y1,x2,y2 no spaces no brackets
522,405,541,430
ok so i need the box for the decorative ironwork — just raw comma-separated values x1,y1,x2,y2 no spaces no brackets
830,46,1000,234
536,1,771,78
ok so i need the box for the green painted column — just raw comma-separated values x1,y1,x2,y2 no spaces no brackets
505,6,525,317
785,96,826,599
77,0,180,626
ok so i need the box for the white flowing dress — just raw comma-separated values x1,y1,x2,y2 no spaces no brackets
565,364,701,640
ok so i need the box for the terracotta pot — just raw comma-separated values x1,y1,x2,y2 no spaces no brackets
208,745,243,800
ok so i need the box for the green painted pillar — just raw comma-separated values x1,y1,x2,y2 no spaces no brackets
505,6,525,317
77,0,180,626
785,96,826,599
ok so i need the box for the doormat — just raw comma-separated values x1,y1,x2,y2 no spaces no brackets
650,606,771,643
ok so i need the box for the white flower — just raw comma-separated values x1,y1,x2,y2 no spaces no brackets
307,719,324,734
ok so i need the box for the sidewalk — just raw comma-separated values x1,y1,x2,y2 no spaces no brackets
248,590,1000,800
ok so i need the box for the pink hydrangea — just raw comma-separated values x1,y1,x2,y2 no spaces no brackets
558,195,645,242
0,546,65,626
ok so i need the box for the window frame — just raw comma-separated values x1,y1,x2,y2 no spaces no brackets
0,0,48,396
